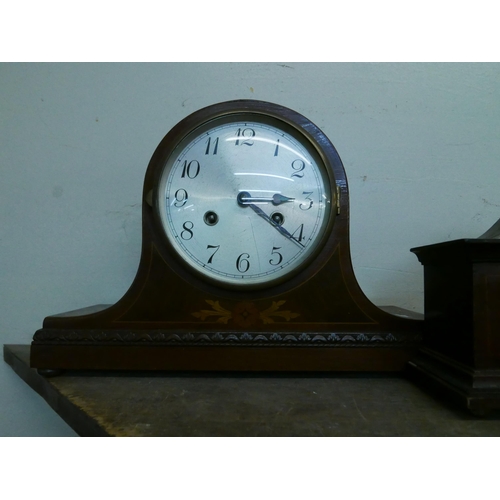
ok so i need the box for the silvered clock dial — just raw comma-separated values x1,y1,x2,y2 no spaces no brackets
154,113,335,288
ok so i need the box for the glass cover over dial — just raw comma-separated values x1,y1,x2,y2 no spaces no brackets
156,113,334,288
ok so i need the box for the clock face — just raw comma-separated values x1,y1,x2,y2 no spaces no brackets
155,110,335,289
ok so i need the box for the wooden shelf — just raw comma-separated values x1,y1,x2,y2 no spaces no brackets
5,344,500,436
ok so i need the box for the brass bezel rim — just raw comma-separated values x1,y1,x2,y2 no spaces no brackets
149,100,339,293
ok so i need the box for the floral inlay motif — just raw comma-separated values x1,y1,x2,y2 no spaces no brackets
191,300,299,327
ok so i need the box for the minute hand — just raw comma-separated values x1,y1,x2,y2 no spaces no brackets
246,203,305,248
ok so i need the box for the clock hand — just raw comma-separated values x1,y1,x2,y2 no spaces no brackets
249,204,305,248
237,192,304,248
237,193,295,205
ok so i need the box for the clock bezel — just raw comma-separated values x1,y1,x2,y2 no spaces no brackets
148,100,343,296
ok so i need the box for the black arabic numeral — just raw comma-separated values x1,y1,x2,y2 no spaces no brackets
180,221,194,240
274,139,280,157
236,253,250,273
269,247,283,266
299,191,313,210
291,159,305,178
235,128,255,146
173,189,188,208
180,160,200,179
205,136,219,155
206,244,220,264
291,224,304,242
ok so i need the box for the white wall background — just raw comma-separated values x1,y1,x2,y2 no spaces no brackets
1,62,499,436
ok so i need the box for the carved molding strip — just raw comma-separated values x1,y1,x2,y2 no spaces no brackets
33,329,422,347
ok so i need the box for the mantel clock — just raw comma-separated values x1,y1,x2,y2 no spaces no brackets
30,100,423,372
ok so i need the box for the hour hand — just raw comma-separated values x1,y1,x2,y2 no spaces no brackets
237,192,295,205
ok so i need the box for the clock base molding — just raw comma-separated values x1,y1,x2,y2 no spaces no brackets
408,347,500,416
30,330,421,372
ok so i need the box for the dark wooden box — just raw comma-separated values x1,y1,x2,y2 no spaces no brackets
409,239,500,414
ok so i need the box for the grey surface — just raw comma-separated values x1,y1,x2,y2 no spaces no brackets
5,345,500,436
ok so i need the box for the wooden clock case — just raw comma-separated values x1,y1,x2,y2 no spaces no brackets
408,239,500,415
30,100,423,373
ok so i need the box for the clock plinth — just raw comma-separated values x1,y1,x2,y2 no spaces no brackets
408,239,500,415
30,240,423,371
30,100,424,373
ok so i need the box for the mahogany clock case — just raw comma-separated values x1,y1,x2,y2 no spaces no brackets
408,239,500,415
30,100,423,372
